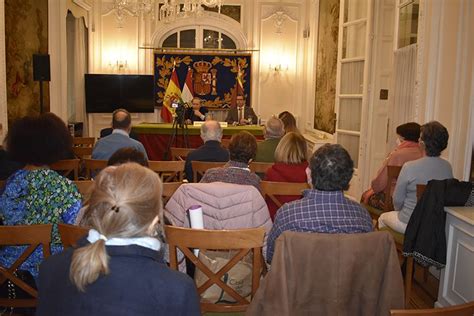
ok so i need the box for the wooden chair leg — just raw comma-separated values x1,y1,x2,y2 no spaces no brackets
405,256,414,308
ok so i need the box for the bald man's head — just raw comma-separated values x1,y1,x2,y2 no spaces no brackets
201,120,223,143
112,109,132,131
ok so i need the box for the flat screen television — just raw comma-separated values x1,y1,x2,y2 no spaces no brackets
85,74,155,113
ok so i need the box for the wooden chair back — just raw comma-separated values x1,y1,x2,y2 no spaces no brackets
58,223,88,248
73,137,95,147
0,224,52,308
170,147,194,161
416,184,426,200
72,146,93,159
390,300,474,315
260,181,310,208
249,162,274,174
162,182,182,204
191,161,226,183
148,160,185,182
0,180,5,192
49,159,80,180
383,165,402,212
165,226,265,313
74,180,95,200
220,138,231,148
84,159,108,179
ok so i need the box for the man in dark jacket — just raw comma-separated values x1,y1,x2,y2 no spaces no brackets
185,120,229,182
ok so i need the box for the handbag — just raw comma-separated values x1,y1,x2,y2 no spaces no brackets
194,250,253,304
0,270,36,315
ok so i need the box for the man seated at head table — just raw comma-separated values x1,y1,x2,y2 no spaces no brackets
185,97,208,125
225,95,258,125
266,143,373,263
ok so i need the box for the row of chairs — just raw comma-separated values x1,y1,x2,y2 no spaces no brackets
2,223,473,315
50,159,275,182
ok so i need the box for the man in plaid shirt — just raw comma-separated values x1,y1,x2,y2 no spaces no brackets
266,144,373,263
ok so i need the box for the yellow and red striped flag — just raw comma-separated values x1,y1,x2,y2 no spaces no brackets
161,67,182,123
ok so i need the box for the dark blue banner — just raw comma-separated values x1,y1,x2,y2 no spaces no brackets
154,53,251,108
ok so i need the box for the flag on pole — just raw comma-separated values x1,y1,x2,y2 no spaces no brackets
161,66,182,123
230,65,245,107
181,67,194,105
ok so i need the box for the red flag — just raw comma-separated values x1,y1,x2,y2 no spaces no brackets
161,67,182,123
181,67,194,105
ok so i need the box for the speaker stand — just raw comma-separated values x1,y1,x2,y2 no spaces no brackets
39,79,44,113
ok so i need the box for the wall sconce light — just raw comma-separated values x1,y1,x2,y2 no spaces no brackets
268,63,289,73
109,60,128,72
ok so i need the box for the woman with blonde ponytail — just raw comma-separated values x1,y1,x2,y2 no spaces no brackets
36,163,200,316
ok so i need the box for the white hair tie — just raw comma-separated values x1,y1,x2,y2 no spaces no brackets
87,229,108,243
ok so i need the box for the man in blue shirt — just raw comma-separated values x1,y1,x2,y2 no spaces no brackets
266,144,373,263
92,109,148,160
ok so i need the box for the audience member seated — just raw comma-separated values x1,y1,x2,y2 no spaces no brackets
266,144,373,263
92,108,148,160
184,97,208,125
0,113,82,279
200,131,261,191
99,127,140,141
225,95,257,125
165,182,272,256
278,111,299,134
255,117,285,162
37,163,200,316
361,122,422,210
378,121,453,233
184,120,229,182
107,147,149,167
264,132,309,220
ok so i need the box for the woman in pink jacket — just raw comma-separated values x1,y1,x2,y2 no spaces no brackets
361,122,423,210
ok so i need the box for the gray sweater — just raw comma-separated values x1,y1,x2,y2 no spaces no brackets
393,156,453,223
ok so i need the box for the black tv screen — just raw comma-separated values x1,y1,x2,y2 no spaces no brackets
85,74,155,113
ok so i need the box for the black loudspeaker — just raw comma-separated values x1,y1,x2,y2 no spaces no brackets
33,54,50,81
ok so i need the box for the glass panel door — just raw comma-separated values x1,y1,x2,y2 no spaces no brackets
335,0,371,170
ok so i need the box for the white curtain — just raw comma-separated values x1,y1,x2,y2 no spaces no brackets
387,44,417,152
67,14,88,136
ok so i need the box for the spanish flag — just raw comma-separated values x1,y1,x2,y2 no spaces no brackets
161,67,182,123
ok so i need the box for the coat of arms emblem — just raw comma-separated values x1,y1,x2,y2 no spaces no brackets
193,61,214,96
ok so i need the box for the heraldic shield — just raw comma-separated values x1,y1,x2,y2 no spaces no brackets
193,61,213,95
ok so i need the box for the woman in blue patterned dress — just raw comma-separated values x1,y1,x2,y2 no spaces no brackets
0,113,81,279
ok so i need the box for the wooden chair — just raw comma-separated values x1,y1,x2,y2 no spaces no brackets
260,181,310,208
220,138,231,148
0,224,52,309
365,165,403,222
148,160,185,182
170,147,194,161
416,184,426,200
384,165,403,212
58,223,88,248
162,182,182,204
74,180,95,200
49,159,80,180
380,183,428,307
84,159,108,179
72,146,93,159
191,161,226,183
73,137,95,147
165,226,265,313
390,300,474,315
249,162,274,175
0,180,5,192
